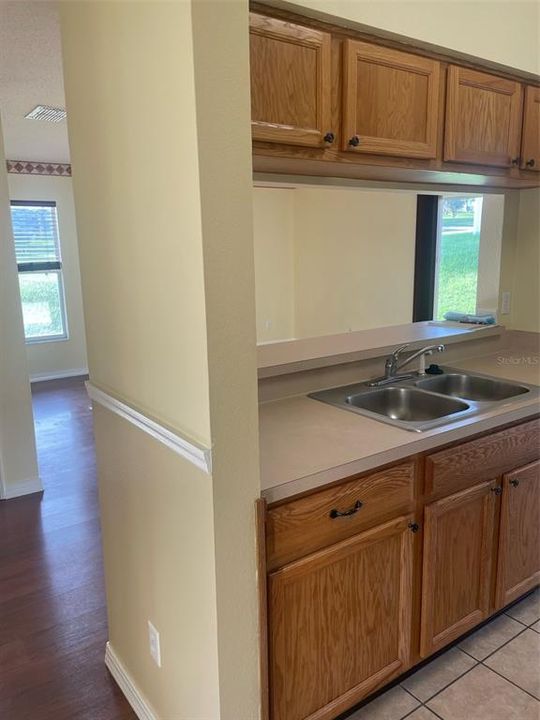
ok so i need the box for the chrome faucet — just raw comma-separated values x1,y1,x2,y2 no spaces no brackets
367,343,445,387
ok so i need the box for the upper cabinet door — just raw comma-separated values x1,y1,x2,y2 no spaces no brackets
249,14,332,148
444,65,523,167
520,85,540,171
342,41,441,159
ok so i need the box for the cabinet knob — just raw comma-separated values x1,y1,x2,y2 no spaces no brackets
323,132,335,144
526,158,536,168
408,522,420,533
348,135,360,147
329,500,363,519
510,479,520,488
491,486,503,495
511,157,520,165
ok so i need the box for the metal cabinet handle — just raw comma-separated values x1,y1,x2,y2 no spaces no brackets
511,157,520,165
526,158,536,168
510,479,520,488
329,500,363,519
348,135,360,147
408,522,420,533
323,132,335,144
491,486,503,495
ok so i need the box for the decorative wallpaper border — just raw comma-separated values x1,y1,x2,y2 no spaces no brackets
6,160,72,177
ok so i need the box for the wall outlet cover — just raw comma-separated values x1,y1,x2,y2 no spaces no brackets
501,291,511,315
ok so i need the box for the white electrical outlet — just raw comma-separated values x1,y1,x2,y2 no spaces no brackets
265,319,272,330
501,291,512,315
148,620,161,667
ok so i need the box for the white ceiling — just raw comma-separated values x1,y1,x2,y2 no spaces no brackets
0,1,70,163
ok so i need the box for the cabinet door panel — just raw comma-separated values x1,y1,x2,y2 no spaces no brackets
250,13,332,147
420,481,497,657
269,515,414,720
496,460,540,608
444,65,523,167
521,86,540,171
342,40,440,158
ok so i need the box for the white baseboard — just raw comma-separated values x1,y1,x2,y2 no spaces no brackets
1,476,43,500
30,368,89,383
104,642,158,720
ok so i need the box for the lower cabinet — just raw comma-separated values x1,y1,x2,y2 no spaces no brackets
419,480,497,657
495,459,540,608
268,515,415,720
264,420,539,720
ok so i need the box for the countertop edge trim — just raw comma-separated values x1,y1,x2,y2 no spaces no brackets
86,382,212,475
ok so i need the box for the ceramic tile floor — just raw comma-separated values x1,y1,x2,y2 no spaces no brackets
348,589,540,720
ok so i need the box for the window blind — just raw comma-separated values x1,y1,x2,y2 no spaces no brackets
10,202,61,267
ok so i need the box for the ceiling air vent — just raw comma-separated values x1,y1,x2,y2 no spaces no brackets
25,105,67,123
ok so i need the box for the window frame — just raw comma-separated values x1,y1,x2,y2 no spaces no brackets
414,194,488,323
412,195,440,322
10,200,69,344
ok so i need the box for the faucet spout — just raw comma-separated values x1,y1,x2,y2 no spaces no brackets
367,343,445,387
396,344,445,372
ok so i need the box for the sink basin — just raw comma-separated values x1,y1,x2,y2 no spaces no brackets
346,387,469,422
416,373,530,402
309,367,538,432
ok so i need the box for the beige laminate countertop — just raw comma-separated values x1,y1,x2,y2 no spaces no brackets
259,350,540,503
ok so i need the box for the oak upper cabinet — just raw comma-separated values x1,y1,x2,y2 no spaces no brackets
420,481,497,658
520,86,540,171
249,13,332,148
269,516,414,720
495,460,540,608
444,65,523,167
342,41,441,159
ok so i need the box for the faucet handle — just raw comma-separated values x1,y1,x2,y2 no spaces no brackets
391,343,410,358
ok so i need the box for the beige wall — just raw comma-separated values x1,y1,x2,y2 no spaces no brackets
62,0,211,446
93,405,220,719
60,2,260,719
0,122,40,499
7,173,88,380
498,189,540,334
511,188,540,333
498,191,520,325
476,194,504,316
191,1,261,715
253,188,295,341
294,187,416,337
284,0,540,74
253,186,416,340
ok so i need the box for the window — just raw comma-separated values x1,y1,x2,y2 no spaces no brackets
413,194,502,323
433,196,483,320
10,201,68,342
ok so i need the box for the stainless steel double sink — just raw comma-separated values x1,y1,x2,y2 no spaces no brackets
309,368,539,432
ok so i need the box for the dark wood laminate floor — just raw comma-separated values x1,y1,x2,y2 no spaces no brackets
0,377,137,720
